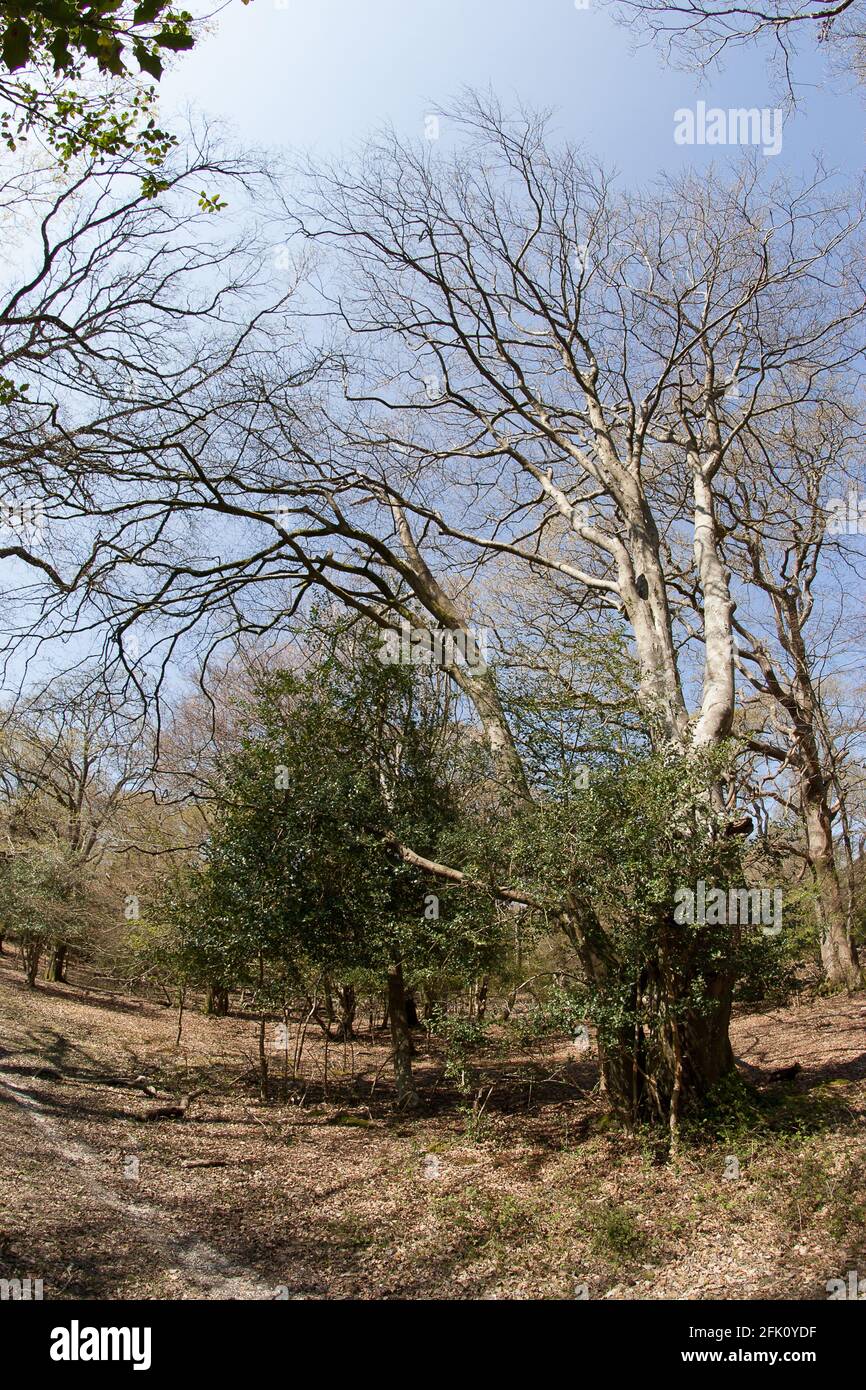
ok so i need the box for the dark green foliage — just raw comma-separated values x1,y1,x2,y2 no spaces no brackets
0,3,195,79
689,1069,852,1145
142,628,507,1011
456,743,775,1122
733,928,799,1006
0,0,215,174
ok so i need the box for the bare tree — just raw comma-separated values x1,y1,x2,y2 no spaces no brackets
0,124,306,702
5,99,865,1121
270,103,862,1113
718,405,864,986
0,672,155,979
607,0,866,97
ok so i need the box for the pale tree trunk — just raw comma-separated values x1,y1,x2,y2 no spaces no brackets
760,605,861,989
690,471,736,748
789,616,862,990
387,960,419,1109
617,498,689,743
589,470,739,1123
729,490,862,990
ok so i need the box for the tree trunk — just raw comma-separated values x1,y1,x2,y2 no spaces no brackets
256,951,269,1102
387,960,419,1109
584,941,735,1130
44,942,68,983
475,975,489,1022
336,983,356,1040
22,941,41,988
600,994,734,1127
204,983,230,1016
405,989,420,1029
803,792,861,990
258,1014,269,1103
174,986,186,1048
741,578,863,992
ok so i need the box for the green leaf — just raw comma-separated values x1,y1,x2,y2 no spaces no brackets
154,28,194,52
2,19,32,73
40,2,80,22
133,42,163,79
134,1,169,22
95,34,125,75
49,29,74,72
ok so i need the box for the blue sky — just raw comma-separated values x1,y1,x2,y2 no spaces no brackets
5,1,863,699
163,0,863,182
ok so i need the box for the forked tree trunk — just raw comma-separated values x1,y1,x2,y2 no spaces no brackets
387,960,419,1109
394,476,739,1126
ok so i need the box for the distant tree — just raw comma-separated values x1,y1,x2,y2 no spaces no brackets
719,407,864,989
0,840,88,984
0,675,154,981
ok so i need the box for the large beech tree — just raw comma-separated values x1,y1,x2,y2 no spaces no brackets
5,99,865,1124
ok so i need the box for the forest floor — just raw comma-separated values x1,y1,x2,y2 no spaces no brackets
1,953,865,1300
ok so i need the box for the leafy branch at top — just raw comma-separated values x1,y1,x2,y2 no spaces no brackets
0,2,197,82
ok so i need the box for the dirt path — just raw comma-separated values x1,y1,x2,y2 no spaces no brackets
0,1062,280,1299
1,957,864,1300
